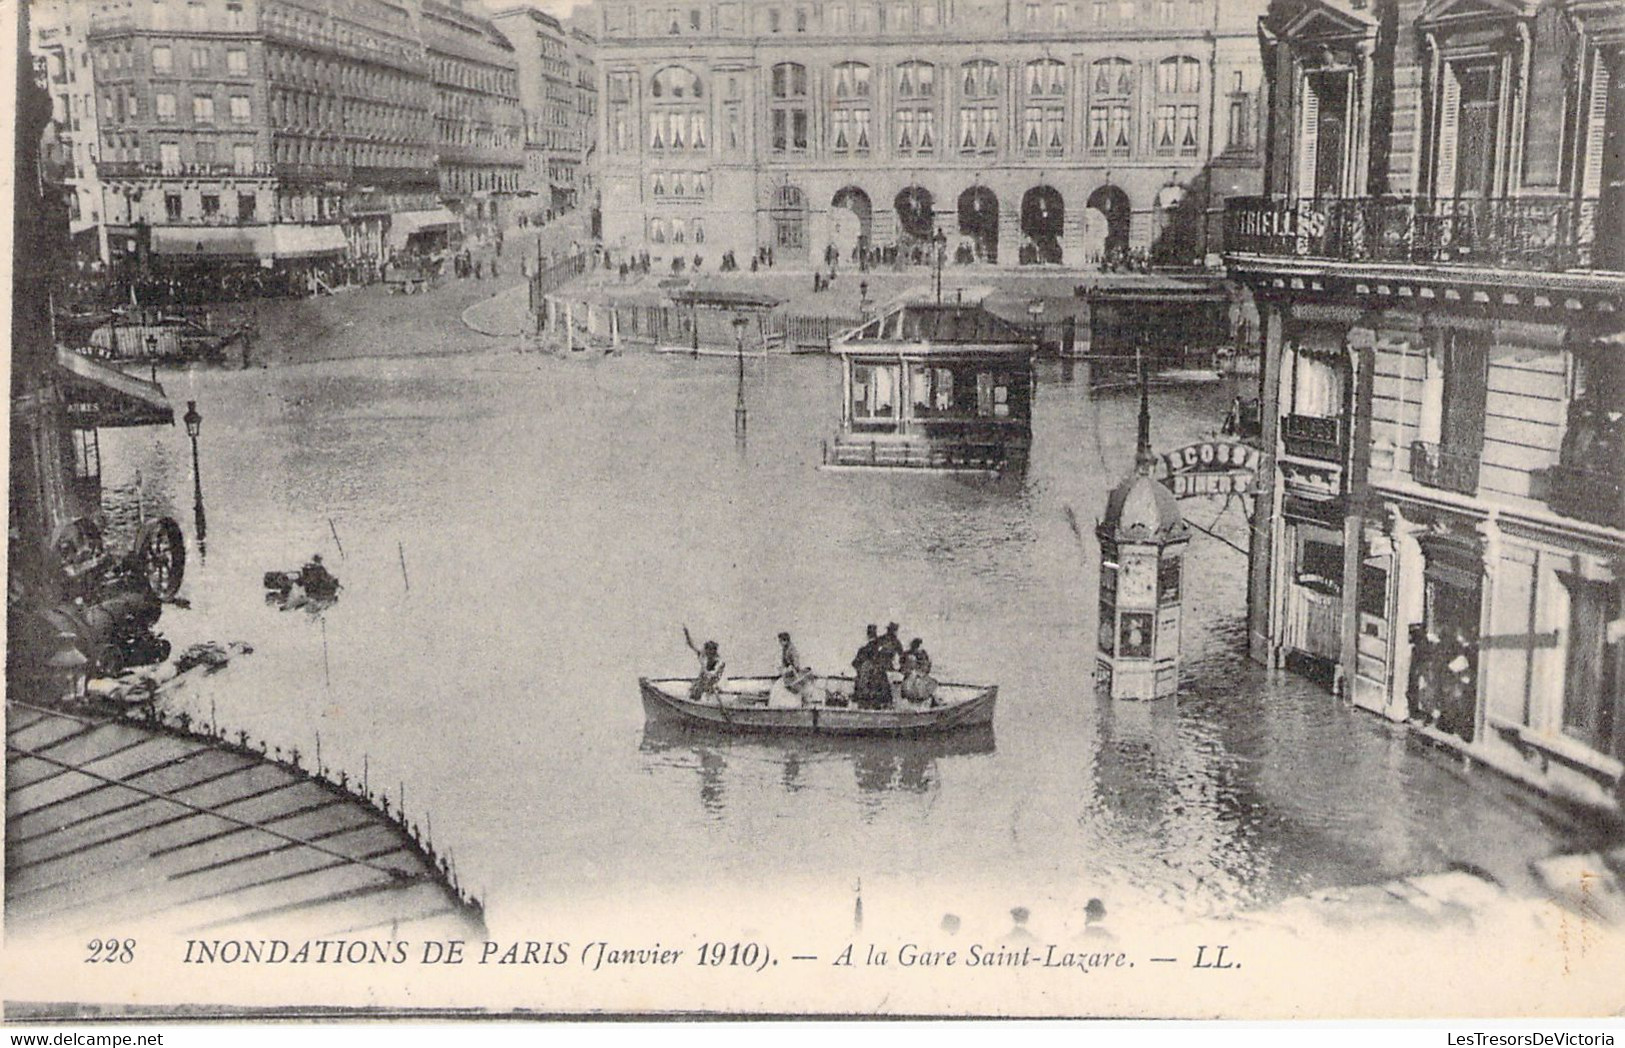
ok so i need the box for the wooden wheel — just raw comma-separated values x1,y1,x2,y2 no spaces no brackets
135,517,186,598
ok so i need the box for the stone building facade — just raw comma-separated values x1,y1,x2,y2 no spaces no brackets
421,0,524,230
1230,0,1624,809
593,0,1267,268
84,0,441,270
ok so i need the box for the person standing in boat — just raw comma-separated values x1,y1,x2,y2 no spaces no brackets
852,625,892,709
900,637,937,707
876,623,905,670
684,628,726,703
769,631,813,709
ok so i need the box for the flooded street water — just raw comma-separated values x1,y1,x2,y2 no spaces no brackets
98,328,1603,936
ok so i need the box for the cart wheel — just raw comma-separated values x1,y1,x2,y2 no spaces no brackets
135,517,186,598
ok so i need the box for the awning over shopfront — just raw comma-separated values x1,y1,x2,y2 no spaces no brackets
55,346,174,428
267,224,347,258
150,224,346,260
387,208,460,248
151,225,260,258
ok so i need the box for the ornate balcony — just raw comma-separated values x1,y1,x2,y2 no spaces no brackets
98,161,276,179
1281,414,1344,463
1226,196,1612,273
1541,464,1624,530
1410,441,1479,497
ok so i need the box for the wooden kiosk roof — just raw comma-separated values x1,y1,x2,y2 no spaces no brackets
837,302,1035,355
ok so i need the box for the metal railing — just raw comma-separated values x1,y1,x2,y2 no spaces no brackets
99,160,277,178
1541,464,1624,531
1281,414,1344,463
1410,440,1479,496
1225,195,1611,272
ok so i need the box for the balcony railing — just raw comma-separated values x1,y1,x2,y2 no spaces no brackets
1226,196,1612,273
99,161,276,178
1410,441,1479,496
274,162,355,182
1541,464,1624,531
1281,413,1344,463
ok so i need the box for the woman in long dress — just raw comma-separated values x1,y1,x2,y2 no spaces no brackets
900,638,937,707
768,631,815,709
852,625,893,709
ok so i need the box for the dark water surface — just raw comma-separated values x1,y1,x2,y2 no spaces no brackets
101,346,1594,933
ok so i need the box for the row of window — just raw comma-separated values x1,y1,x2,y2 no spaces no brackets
270,91,428,141
618,56,1204,103
647,216,707,244
144,0,248,32
440,167,522,193
142,43,250,76
616,99,1233,158
131,89,254,125
607,0,1207,37
427,55,519,101
267,45,427,102
434,118,523,153
261,3,420,66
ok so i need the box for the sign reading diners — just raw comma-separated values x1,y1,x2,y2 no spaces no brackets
1158,440,1260,499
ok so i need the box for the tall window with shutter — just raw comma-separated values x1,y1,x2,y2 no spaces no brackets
1436,60,1503,198
1581,49,1623,268
1297,70,1351,198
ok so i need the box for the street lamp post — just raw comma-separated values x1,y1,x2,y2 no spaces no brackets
933,229,947,305
183,400,207,557
732,315,749,435
859,280,869,320
1027,297,1046,358
145,334,159,383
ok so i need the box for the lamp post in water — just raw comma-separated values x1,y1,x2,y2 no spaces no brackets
933,228,947,305
732,314,749,435
183,400,206,558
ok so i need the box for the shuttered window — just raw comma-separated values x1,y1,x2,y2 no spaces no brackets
1297,71,1350,198
1438,60,1501,198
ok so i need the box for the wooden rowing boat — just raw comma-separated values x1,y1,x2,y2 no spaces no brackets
639,675,997,736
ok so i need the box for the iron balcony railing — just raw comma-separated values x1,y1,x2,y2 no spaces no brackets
1225,196,1612,273
99,161,277,178
1541,464,1624,531
1281,413,1344,463
1410,441,1480,497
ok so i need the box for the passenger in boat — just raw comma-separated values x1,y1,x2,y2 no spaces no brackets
769,631,813,709
852,625,892,709
876,623,904,672
684,630,727,703
900,638,937,707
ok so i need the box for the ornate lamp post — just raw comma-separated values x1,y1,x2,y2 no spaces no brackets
859,279,870,319
183,400,207,556
732,315,749,434
933,228,947,305
1027,297,1046,356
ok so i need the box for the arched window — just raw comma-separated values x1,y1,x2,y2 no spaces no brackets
1089,57,1134,156
1023,59,1066,156
648,66,706,153
831,62,872,155
895,61,936,155
959,60,1001,154
1155,56,1201,156
770,62,809,153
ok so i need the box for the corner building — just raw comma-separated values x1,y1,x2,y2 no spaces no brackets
1229,0,1624,810
593,0,1268,267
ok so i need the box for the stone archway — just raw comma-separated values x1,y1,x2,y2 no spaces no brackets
894,185,936,258
1086,184,1132,262
957,186,999,264
1020,185,1064,265
831,186,873,261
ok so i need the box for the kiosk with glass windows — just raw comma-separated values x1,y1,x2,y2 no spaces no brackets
824,302,1035,472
